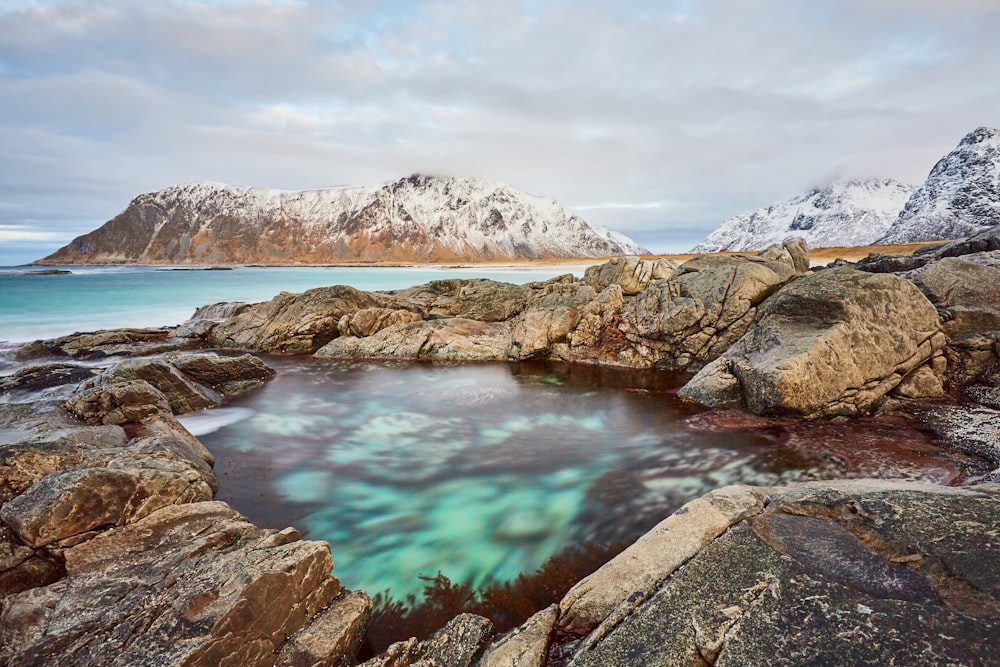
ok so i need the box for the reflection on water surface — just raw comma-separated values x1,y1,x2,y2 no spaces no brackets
190,357,968,598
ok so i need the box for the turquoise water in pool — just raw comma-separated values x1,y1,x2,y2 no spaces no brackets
189,357,879,599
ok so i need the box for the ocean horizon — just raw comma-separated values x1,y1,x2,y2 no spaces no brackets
0,263,581,346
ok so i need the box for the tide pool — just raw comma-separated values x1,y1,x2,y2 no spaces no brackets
0,264,576,344
191,357,961,600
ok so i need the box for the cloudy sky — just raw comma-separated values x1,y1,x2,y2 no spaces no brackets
1,0,998,264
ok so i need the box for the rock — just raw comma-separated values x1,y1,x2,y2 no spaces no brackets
680,268,944,417
582,256,679,296
621,255,797,370
362,614,494,667
14,328,199,361
169,351,276,396
510,282,598,359
398,279,534,322
757,237,809,274
189,301,253,321
906,253,1000,338
63,378,173,425
87,357,222,414
0,524,64,596
559,480,1000,667
339,307,424,338
0,462,214,548
317,319,512,361
853,252,932,273
276,590,372,667
893,365,944,399
0,364,96,398
558,485,768,633
0,501,344,667
931,222,1000,259
477,604,558,667
208,285,388,353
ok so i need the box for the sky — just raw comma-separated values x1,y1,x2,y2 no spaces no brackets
1,0,999,265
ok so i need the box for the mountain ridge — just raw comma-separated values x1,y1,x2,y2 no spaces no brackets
40,174,649,265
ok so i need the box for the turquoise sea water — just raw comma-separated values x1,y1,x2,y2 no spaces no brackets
0,264,573,344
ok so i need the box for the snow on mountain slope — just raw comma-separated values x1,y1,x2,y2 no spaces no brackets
592,225,650,255
878,127,1000,244
41,175,647,264
691,178,915,252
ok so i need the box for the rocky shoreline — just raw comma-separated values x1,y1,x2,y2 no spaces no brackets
3,229,1000,665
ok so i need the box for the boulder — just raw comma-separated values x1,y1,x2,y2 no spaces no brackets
276,590,372,667
680,268,944,417
88,357,222,414
396,279,534,322
0,502,345,667
63,378,173,425
208,285,389,353
557,480,1000,667
509,282,598,360
757,237,809,274
621,255,797,370
169,351,276,396
582,256,679,296
906,252,1000,338
477,605,558,667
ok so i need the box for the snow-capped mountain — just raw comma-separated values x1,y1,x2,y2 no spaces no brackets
878,127,1000,244
41,175,648,264
592,224,649,255
691,178,915,252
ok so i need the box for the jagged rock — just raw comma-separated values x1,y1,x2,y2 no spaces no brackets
0,462,214,548
317,319,512,361
582,256,679,296
852,252,932,273
757,237,809,274
906,252,1000,338
87,357,222,414
276,590,372,667
680,268,944,417
189,300,253,321
0,502,344,667
0,364,96,398
621,255,797,370
63,378,173,425
0,524,64,596
208,285,389,352
931,222,1000,258
558,480,1000,666
477,605,558,667
510,282,598,359
397,279,534,322
169,351,276,396
339,307,424,338
362,614,494,667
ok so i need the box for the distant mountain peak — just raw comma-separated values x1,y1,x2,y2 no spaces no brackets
691,178,915,252
878,126,1000,244
41,175,648,264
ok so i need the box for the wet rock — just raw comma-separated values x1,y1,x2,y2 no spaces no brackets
477,604,558,667
582,256,679,296
621,255,797,370
0,364,96,398
0,524,64,596
680,268,944,417
14,328,199,361
276,590,372,667
0,501,344,667
560,480,1000,667
208,285,389,353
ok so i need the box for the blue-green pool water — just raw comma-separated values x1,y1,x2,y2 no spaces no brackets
187,357,964,599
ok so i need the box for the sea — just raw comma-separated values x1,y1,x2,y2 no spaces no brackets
0,263,974,601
